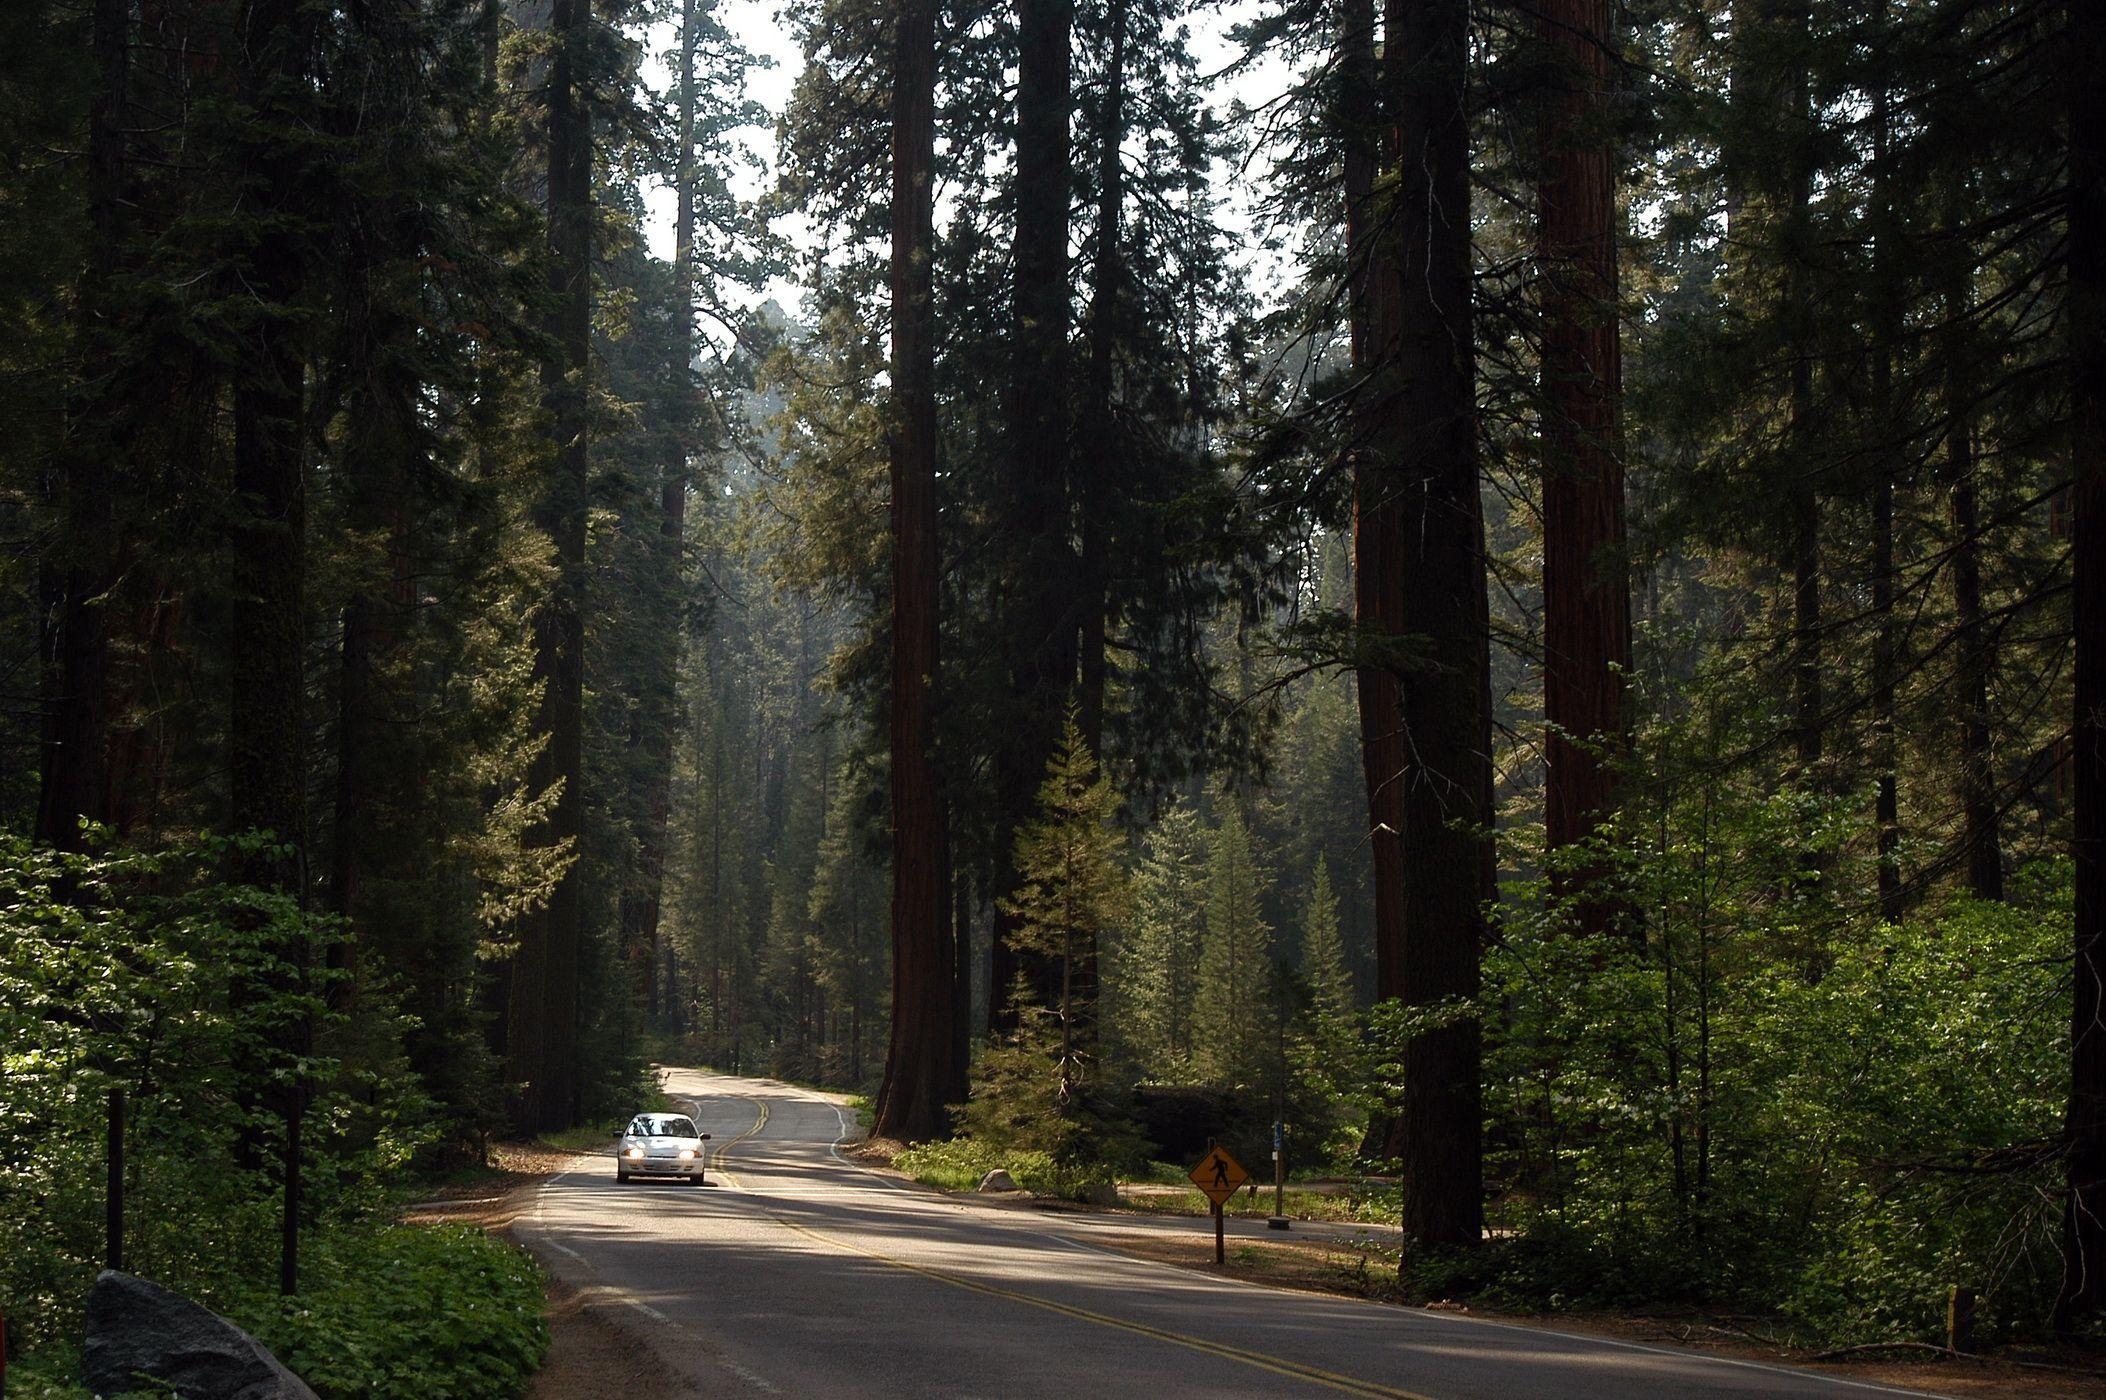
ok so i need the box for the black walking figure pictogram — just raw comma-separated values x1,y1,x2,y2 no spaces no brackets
1211,1156,1231,1192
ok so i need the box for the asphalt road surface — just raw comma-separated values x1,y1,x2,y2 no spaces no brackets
521,1068,1948,1400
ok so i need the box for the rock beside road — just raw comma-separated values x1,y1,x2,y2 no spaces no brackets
977,1168,1020,1193
81,1270,320,1400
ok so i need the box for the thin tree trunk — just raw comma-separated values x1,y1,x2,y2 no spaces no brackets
2058,0,2106,1331
1077,0,1128,760
874,0,964,1141
1869,28,1901,922
1343,0,1401,1002
1946,275,2001,899
1786,40,1822,774
507,0,591,1134
1377,0,1488,1253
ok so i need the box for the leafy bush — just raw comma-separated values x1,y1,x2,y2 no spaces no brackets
0,836,548,1395
1375,807,2072,1341
244,1224,547,1400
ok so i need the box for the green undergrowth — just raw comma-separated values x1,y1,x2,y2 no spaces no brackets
7,1223,545,1400
893,1138,1068,1195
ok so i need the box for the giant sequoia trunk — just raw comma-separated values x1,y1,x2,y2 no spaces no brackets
874,0,965,1141
1535,0,1630,933
990,0,1077,1028
1370,0,1490,1253
507,0,591,1134
2060,0,2106,1331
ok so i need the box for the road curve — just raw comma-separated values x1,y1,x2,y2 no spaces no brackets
519,1068,1947,1400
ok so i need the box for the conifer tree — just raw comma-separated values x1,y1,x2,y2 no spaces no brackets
1194,799,1274,1088
1118,797,1209,1073
1299,856,1352,1024
999,715,1128,1109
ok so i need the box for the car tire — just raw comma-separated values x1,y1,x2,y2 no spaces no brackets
617,1167,630,1183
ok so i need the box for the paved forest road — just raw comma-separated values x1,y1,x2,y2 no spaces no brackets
521,1069,1947,1400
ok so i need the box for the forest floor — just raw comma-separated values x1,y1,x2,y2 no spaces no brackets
402,1139,2105,1400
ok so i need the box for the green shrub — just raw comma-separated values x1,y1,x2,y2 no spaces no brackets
242,1223,547,1400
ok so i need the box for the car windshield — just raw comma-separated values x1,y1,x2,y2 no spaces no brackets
631,1116,697,1138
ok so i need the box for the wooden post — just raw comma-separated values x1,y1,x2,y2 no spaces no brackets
1213,1199,1225,1265
1946,1286,1975,1352
105,1087,123,1271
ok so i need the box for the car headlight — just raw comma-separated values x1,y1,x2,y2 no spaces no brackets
625,1147,644,1159
679,1148,696,1160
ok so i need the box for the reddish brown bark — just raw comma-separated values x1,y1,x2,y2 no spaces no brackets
1536,0,1631,935
990,0,1078,1028
874,0,965,1141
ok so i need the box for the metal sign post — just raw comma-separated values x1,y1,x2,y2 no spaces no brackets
1267,1120,1289,1230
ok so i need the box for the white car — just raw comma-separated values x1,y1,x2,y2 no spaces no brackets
615,1112,711,1184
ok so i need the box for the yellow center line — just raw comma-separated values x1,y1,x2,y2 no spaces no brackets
705,1095,1430,1400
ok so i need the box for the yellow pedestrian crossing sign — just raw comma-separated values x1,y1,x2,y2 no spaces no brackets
1189,1145,1249,1207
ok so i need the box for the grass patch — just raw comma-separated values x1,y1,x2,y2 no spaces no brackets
1116,1179,1384,1224
893,1138,1065,1194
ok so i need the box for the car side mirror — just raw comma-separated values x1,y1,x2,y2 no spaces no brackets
700,1133,713,1140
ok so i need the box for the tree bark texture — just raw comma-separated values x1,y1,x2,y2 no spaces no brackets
992,0,1078,1025
2060,0,2106,1330
507,0,591,1134
874,0,965,1141
1373,0,1489,1253
1535,0,1631,933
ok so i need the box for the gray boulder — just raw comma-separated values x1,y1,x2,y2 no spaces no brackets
976,1168,1020,1193
81,1271,320,1400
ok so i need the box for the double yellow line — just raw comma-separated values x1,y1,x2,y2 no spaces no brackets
697,1089,1429,1400
686,1093,768,1182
